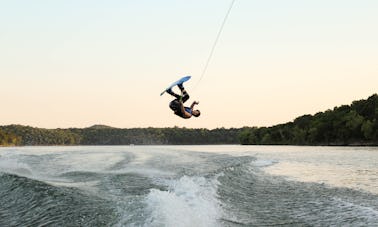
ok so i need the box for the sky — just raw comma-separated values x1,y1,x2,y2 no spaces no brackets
1,0,377,129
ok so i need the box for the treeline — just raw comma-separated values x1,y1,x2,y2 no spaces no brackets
0,126,80,146
239,94,378,145
74,126,241,145
1,94,377,146
0,125,241,146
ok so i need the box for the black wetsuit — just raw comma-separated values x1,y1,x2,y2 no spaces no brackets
167,86,190,118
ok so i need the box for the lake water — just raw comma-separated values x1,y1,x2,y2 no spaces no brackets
0,145,377,226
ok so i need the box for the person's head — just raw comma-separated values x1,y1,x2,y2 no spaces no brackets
192,109,201,117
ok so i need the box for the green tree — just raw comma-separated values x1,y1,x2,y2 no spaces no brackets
361,120,374,140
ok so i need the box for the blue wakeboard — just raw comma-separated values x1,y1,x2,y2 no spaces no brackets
160,76,191,96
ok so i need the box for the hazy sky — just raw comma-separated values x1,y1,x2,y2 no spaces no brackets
1,0,377,129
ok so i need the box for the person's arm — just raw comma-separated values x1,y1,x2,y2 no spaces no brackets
190,101,199,109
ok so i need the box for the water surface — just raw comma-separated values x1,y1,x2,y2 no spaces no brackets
0,145,377,226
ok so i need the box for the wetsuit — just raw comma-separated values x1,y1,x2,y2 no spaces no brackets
166,85,191,118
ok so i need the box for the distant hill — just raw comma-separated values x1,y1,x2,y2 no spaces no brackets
0,125,241,146
1,94,377,146
239,94,378,145
86,124,116,129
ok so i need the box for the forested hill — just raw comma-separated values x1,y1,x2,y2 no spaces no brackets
0,125,242,146
0,94,377,146
240,94,378,145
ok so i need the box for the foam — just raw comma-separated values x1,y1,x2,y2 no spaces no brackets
251,159,277,168
0,157,32,176
145,175,221,227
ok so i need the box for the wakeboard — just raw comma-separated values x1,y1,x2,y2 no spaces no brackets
160,76,191,96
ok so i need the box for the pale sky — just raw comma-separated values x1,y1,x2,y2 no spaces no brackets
1,0,377,129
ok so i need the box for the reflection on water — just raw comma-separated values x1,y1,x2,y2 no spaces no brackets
264,161,378,194
249,146,378,194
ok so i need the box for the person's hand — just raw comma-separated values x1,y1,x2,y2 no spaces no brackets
194,101,199,105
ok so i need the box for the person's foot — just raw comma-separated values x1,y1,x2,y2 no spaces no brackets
177,83,184,90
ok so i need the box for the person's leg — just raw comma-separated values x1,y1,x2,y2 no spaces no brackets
177,84,189,103
166,88,181,100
